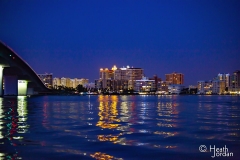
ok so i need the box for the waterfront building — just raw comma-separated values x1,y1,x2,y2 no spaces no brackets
165,72,184,84
77,78,89,86
229,70,240,93
70,79,75,88
197,81,213,94
99,68,114,89
95,78,114,91
113,66,129,90
156,81,171,93
168,84,185,94
113,79,128,91
149,75,162,91
61,77,71,88
217,73,230,88
96,65,143,91
114,66,128,80
99,68,114,79
134,77,155,92
53,77,61,89
126,67,144,89
53,78,88,89
212,80,225,94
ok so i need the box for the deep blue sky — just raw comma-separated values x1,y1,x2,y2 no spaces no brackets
0,0,240,85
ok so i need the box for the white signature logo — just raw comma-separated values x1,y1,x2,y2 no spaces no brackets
199,145,234,158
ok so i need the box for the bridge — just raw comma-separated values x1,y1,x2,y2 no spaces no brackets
0,41,51,96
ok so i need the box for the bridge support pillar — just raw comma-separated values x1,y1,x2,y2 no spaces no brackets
18,80,28,96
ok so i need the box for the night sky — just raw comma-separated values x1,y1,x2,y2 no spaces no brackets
0,0,240,85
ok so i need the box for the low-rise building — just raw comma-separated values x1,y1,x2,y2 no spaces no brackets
53,77,61,89
134,77,155,92
197,81,213,94
168,84,185,94
156,81,171,94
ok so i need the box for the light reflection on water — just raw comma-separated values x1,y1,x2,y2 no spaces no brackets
0,95,239,159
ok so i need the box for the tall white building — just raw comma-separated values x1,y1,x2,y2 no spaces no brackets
212,80,225,94
218,73,230,88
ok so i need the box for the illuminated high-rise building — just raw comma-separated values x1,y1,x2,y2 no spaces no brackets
114,67,127,80
96,65,143,90
212,80,225,94
126,67,144,89
165,72,184,85
217,73,230,88
229,70,240,92
99,67,114,89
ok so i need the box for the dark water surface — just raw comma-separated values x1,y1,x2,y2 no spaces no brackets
0,95,240,160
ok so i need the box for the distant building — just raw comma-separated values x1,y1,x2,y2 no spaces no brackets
197,81,213,94
61,77,71,87
114,66,128,80
212,80,225,94
96,65,143,90
149,75,162,91
168,84,185,94
165,72,184,85
53,77,88,89
38,73,53,89
113,66,130,90
157,81,170,92
75,78,89,87
217,73,230,88
99,68,114,89
134,77,155,92
53,77,61,89
229,70,240,93
126,67,144,89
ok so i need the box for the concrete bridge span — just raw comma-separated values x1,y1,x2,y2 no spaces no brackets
0,41,51,96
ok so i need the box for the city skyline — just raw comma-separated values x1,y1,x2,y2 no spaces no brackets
0,0,240,85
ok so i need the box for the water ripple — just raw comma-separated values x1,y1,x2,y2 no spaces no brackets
0,95,240,159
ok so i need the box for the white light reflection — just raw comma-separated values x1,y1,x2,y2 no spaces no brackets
0,98,3,139
17,96,29,134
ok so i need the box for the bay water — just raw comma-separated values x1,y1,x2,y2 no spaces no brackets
0,95,239,160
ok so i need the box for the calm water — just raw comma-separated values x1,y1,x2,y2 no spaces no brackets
0,95,240,160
